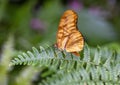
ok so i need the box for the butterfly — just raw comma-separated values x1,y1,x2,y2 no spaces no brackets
55,10,84,56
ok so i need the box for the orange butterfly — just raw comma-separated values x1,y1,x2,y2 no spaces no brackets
55,10,84,56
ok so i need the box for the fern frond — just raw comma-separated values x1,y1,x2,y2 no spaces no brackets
10,44,120,71
10,44,120,84
37,45,119,85
10,46,82,71
39,65,120,85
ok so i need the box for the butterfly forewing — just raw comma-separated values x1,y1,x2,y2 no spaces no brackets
56,10,84,56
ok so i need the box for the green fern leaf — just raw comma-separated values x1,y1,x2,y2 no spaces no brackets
9,44,120,84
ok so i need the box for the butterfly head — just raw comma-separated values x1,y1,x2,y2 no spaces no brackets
54,43,58,48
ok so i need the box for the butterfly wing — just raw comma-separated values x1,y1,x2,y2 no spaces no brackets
56,10,78,50
65,30,84,56
66,30,84,52
65,30,84,52
56,10,84,56
56,14,68,50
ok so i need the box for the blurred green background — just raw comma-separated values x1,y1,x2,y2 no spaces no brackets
0,0,120,85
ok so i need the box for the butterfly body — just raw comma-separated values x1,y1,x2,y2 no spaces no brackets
56,10,84,56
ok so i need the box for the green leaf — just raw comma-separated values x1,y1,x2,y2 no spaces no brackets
9,44,120,84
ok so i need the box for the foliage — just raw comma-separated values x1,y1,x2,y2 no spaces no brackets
10,44,120,85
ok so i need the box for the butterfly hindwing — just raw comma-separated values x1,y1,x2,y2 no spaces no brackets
66,30,84,52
